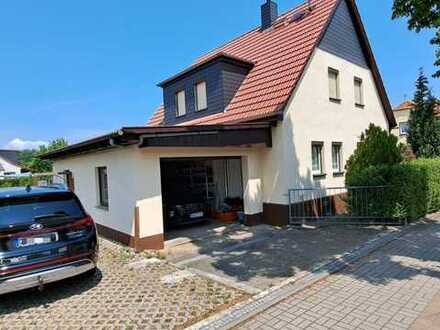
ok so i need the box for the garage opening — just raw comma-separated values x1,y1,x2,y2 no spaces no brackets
160,157,244,237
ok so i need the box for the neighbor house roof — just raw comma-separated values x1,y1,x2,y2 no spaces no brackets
393,100,440,117
0,150,20,167
149,0,395,128
393,100,414,112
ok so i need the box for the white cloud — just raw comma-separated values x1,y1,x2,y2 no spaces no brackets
3,138,48,151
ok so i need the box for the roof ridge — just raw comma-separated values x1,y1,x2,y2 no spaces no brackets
194,0,313,64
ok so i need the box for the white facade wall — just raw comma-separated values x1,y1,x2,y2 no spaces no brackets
0,157,22,176
53,146,263,240
52,50,392,243
53,146,163,239
260,48,390,205
392,109,411,144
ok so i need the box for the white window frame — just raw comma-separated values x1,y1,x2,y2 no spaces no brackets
194,81,208,111
328,68,340,102
96,167,109,209
354,77,364,107
312,142,325,176
175,90,186,117
332,142,343,174
399,122,409,136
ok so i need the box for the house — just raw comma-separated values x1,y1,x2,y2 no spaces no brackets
0,150,23,177
392,100,440,143
42,0,396,251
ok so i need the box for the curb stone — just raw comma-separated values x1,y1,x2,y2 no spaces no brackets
187,223,418,330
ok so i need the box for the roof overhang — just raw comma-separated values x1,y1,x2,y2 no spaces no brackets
344,0,397,128
41,123,273,161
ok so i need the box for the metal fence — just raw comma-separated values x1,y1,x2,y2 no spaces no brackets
288,186,405,226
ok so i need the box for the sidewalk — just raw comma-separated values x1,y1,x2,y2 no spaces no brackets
237,213,440,330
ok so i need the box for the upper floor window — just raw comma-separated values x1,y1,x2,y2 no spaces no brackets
175,90,186,117
97,167,109,208
399,122,409,136
332,143,343,174
312,142,324,177
354,77,364,107
328,68,340,102
195,81,208,111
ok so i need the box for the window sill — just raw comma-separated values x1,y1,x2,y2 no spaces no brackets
329,97,342,104
96,205,109,211
313,173,327,180
355,103,365,109
333,171,345,177
196,107,207,112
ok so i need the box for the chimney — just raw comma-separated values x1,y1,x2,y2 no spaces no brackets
261,0,278,30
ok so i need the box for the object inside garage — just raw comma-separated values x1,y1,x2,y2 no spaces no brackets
160,157,244,232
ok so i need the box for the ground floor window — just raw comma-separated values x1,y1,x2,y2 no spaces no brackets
332,142,343,173
97,167,109,208
312,142,324,176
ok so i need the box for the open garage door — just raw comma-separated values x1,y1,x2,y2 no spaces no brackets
160,157,244,232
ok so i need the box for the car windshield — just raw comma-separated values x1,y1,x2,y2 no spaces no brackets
0,193,85,226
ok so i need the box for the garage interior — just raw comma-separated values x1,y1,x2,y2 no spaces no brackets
160,157,244,237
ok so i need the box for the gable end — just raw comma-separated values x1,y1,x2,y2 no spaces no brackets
318,0,368,68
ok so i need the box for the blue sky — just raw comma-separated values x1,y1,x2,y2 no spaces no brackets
0,0,438,149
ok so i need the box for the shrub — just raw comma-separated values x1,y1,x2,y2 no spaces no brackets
0,177,32,189
410,158,440,212
346,124,403,184
346,158,440,221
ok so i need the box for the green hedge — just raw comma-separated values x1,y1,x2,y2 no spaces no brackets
410,159,440,213
0,177,32,189
346,158,440,222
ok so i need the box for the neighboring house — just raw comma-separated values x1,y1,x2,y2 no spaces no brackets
0,150,23,177
43,0,396,250
392,100,440,143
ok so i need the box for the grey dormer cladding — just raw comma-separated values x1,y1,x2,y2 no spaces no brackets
318,0,368,68
161,56,253,126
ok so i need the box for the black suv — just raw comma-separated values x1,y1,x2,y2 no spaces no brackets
0,186,98,295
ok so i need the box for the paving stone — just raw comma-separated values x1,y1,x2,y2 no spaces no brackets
0,238,248,329
237,214,440,330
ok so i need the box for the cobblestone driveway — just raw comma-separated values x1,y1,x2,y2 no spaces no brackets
0,239,248,330
238,215,440,330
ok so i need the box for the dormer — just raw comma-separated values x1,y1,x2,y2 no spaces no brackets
158,53,254,125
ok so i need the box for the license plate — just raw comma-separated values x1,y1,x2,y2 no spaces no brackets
190,212,204,219
15,233,59,249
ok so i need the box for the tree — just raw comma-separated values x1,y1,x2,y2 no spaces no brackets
407,70,440,157
346,124,403,183
19,138,68,173
392,0,440,77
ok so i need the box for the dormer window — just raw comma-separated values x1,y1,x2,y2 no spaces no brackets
175,90,186,117
159,53,254,125
195,81,207,111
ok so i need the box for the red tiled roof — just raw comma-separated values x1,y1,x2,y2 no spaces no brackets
158,52,254,87
394,100,440,117
147,105,165,126
394,100,414,111
149,0,395,127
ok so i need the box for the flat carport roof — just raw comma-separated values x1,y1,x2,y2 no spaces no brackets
41,123,274,160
